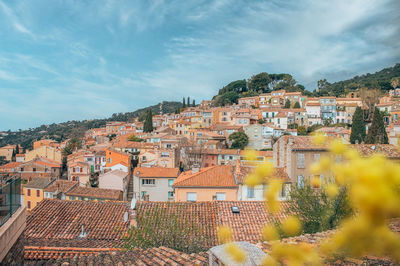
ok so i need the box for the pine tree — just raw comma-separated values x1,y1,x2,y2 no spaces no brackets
284,99,291,108
187,97,190,107
11,148,16,162
365,108,388,144
143,110,153,133
15,145,20,154
293,101,301,108
350,107,366,144
182,97,186,108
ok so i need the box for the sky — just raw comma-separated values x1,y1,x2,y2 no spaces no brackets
0,0,399,131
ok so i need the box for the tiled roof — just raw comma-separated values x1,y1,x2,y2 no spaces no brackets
24,177,53,189
44,180,78,193
290,136,330,151
24,246,208,265
173,165,238,188
25,199,129,248
136,201,218,248
215,201,290,243
134,167,180,178
16,154,25,157
350,144,400,159
66,187,122,200
0,161,22,169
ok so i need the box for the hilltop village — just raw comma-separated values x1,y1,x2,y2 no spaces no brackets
1,87,400,264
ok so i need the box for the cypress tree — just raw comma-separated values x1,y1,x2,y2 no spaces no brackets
15,145,20,154
11,148,16,162
192,99,195,107
350,107,366,144
293,101,301,108
182,97,186,108
187,96,190,107
284,99,291,108
143,110,153,132
365,108,388,144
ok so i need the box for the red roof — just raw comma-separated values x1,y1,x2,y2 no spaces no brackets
173,165,237,188
134,167,180,178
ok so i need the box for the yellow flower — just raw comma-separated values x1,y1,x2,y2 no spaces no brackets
243,149,257,161
330,139,346,155
325,183,339,198
261,255,279,266
281,216,302,237
311,176,321,188
224,243,246,263
217,226,233,243
319,156,331,171
262,224,280,241
310,162,321,175
255,162,274,179
312,132,326,145
245,174,262,188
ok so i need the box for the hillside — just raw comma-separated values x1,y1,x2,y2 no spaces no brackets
0,101,181,150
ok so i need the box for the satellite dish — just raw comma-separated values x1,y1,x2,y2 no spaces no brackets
124,211,128,222
130,198,137,209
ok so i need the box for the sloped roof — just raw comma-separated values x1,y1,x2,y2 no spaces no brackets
350,144,400,159
44,180,78,193
173,165,237,188
66,187,121,200
24,177,53,189
134,167,180,178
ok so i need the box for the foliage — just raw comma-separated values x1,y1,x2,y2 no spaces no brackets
365,108,388,144
284,99,291,108
11,149,16,162
61,157,68,178
229,132,249,149
192,99,195,107
297,126,307,136
288,185,352,234
258,118,266,124
143,110,154,133
128,134,144,142
350,107,366,144
187,96,190,108
123,204,210,254
108,134,116,141
391,77,400,89
182,97,186,108
293,101,301,108
89,172,99,187
62,138,82,156
214,91,240,106
307,124,323,134
217,80,247,95
248,72,271,93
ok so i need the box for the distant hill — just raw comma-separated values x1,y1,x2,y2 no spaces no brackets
0,101,182,150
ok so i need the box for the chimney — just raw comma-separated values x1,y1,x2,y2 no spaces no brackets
78,224,87,238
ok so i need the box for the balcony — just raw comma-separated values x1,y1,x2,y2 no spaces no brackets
0,178,21,226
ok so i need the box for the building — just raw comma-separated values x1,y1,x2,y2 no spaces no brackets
65,186,122,201
23,177,53,211
0,145,19,161
33,139,59,149
17,157,61,181
98,169,129,201
25,145,62,163
68,161,90,186
133,167,180,201
173,165,238,202
43,180,78,200
105,148,132,172
319,97,337,123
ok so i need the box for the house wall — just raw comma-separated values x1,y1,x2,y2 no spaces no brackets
134,177,176,201
23,187,44,211
25,146,62,163
174,187,237,202
98,173,126,191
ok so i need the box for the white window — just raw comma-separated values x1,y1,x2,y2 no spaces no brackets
142,179,155,185
297,175,304,188
297,153,305,168
247,187,255,198
168,179,174,187
187,192,197,202
314,153,320,162
216,192,226,200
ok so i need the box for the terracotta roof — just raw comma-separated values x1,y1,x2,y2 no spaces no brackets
215,201,290,243
134,167,180,178
173,165,237,188
290,136,330,151
0,161,22,169
66,187,122,200
25,199,129,248
350,144,400,159
44,180,78,193
24,246,208,265
16,154,25,157
24,177,53,189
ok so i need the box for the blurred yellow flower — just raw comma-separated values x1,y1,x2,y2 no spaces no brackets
262,224,280,241
325,183,339,198
217,226,232,243
224,243,246,263
281,216,302,237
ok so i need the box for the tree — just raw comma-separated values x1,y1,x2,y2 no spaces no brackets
293,101,301,108
360,88,380,121
61,156,68,178
297,126,307,136
11,148,16,162
284,99,291,108
128,134,144,142
182,97,186,108
365,108,388,144
288,185,352,234
187,97,190,108
214,91,240,106
192,99,195,107
350,107,366,144
15,145,19,155
317,79,332,96
89,172,99,187
229,132,249,149
248,72,271,93
391,77,400,89
143,110,154,133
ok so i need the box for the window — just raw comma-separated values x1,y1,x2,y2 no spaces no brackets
33,168,36,172
314,153,320,162
168,191,174,199
247,187,255,198
36,190,40,197
168,179,174,187
297,175,304,188
187,192,197,202
166,144,172,148
297,153,305,168
142,179,155,185
27,189,31,196
161,152,169,157
20,167,24,172
216,192,226,200
27,201,31,209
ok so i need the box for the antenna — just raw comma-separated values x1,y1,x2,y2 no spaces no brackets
130,198,137,209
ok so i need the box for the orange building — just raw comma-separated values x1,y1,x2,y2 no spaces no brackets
33,139,58,149
105,148,132,171
173,165,238,202
23,177,53,211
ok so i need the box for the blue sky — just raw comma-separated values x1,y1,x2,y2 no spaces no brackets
0,0,399,131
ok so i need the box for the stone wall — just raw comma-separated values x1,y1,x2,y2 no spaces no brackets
0,234,24,266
